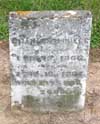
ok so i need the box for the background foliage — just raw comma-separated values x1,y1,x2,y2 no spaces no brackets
0,0,100,47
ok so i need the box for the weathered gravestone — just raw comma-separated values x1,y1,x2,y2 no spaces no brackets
9,11,92,112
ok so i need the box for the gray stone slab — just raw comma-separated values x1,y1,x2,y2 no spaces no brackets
9,11,92,112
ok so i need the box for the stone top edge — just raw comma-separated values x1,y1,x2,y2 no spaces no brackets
9,10,92,18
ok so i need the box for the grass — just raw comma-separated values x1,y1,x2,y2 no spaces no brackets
0,0,100,47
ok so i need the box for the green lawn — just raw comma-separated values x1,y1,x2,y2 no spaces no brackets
0,0,100,47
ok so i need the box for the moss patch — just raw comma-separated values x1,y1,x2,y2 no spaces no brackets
22,95,40,111
56,88,81,110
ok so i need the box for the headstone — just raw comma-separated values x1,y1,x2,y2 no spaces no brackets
9,11,92,112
